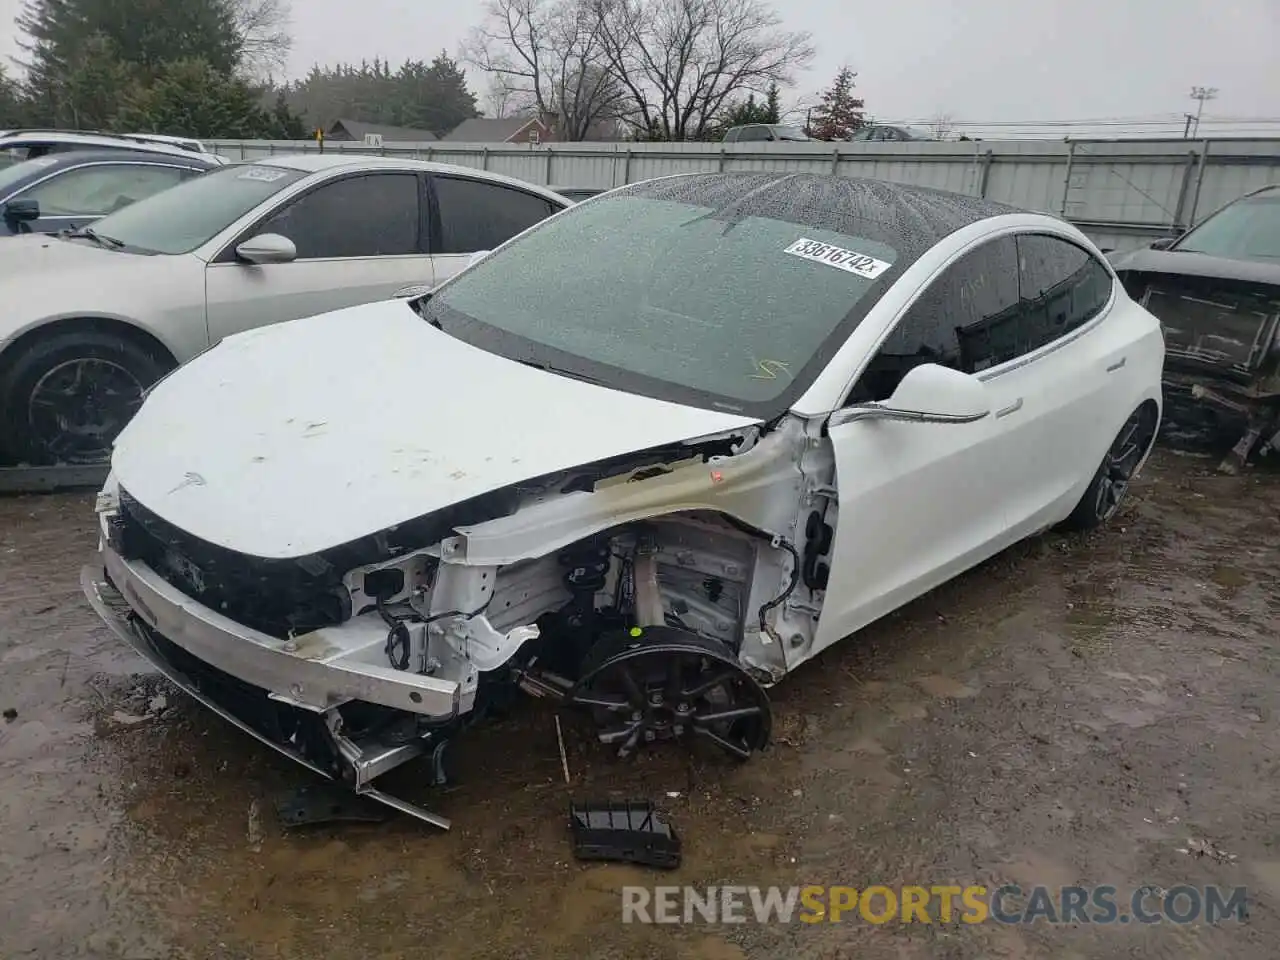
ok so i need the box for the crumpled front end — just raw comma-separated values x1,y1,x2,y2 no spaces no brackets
1115,265,1280,472
83,411,834,826
81,476,499,829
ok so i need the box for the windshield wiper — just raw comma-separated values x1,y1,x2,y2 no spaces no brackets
62,226,124,249
516,358,602,385
408,294,443,329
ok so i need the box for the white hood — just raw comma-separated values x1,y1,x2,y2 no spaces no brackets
111,299,760,559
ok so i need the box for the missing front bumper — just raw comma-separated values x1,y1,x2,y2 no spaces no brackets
81,556,455,829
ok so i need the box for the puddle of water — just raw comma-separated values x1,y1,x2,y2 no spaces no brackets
889,701,929,721
915,675,977,699
1210,565,1251,591
683,937,748,960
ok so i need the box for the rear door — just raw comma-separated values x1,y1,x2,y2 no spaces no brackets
204,171,432,342
427,174,564,284
992,233,1125,532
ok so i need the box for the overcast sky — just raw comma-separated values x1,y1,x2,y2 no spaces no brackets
2,0,1277,136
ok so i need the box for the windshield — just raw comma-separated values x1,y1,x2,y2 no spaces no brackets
0,155,61,194
425,193,899,416
76,163,306,255
773,126,810,141
1176,192,1280,262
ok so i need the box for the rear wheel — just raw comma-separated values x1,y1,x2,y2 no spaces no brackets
1061,403,1158,531
0,329,170,465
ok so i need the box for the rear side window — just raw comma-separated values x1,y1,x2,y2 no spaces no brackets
850,234,1112,401
433,176,557,254
1016,234,1112,351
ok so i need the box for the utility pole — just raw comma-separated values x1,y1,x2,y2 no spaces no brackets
1188,86,1218,139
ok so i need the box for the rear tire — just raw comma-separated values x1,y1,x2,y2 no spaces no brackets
1061,403,1158,532
0,329,170,465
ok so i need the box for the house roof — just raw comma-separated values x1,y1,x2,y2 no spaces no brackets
327,119,438,142
442,117,546,143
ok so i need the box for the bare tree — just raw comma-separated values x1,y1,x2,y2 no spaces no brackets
483,73,531,118
226,0,293,80
780,91,820,128
464,0,626,140
587,0,814,141
928,113,955,141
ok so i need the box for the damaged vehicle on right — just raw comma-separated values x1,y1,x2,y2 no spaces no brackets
1110,183,1280,472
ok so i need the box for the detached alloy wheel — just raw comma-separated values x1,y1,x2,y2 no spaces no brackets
1062,403,1159,531
0,329,170,465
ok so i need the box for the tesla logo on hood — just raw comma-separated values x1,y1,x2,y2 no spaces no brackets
167,471,207,495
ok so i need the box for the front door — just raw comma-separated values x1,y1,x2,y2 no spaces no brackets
205,171,433,343
812,235,1030,654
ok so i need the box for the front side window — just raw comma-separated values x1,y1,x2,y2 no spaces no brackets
257,173,420,259
736,126,770,142
1016,234,1112,352
78,162,306,255
432,176,556,254
425,193,902,415
19,163,186,216
1175,190,1280,262
849,236,1020,402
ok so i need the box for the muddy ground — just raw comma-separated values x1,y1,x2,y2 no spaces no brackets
1,449,1278,959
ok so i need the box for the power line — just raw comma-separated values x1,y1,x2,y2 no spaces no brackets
891,116,1280,128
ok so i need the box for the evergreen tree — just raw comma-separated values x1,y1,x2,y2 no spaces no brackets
807,67,865,141
114,57,289,138
16,0,243,125
764,82,781,124
277,53,478,136
269,88,307,138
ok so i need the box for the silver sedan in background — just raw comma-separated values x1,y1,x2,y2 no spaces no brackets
0,154,571,465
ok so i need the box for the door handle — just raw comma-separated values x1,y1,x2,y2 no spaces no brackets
1106,357,1127,373
995,397,1023,419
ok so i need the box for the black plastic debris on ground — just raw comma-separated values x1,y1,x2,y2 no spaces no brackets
275,783,390,828
569,800,682,870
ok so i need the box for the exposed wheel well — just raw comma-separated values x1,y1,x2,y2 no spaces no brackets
0,316,178,379
1137,397,1161,447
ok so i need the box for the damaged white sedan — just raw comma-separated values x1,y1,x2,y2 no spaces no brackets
83,172,1165,827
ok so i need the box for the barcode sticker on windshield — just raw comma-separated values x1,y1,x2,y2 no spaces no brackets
237,166,287,182
784,238,891,279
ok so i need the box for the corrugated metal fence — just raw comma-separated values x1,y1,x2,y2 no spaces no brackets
207,138,1280,253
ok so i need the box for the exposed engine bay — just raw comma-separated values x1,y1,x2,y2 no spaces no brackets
86,415,839,828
